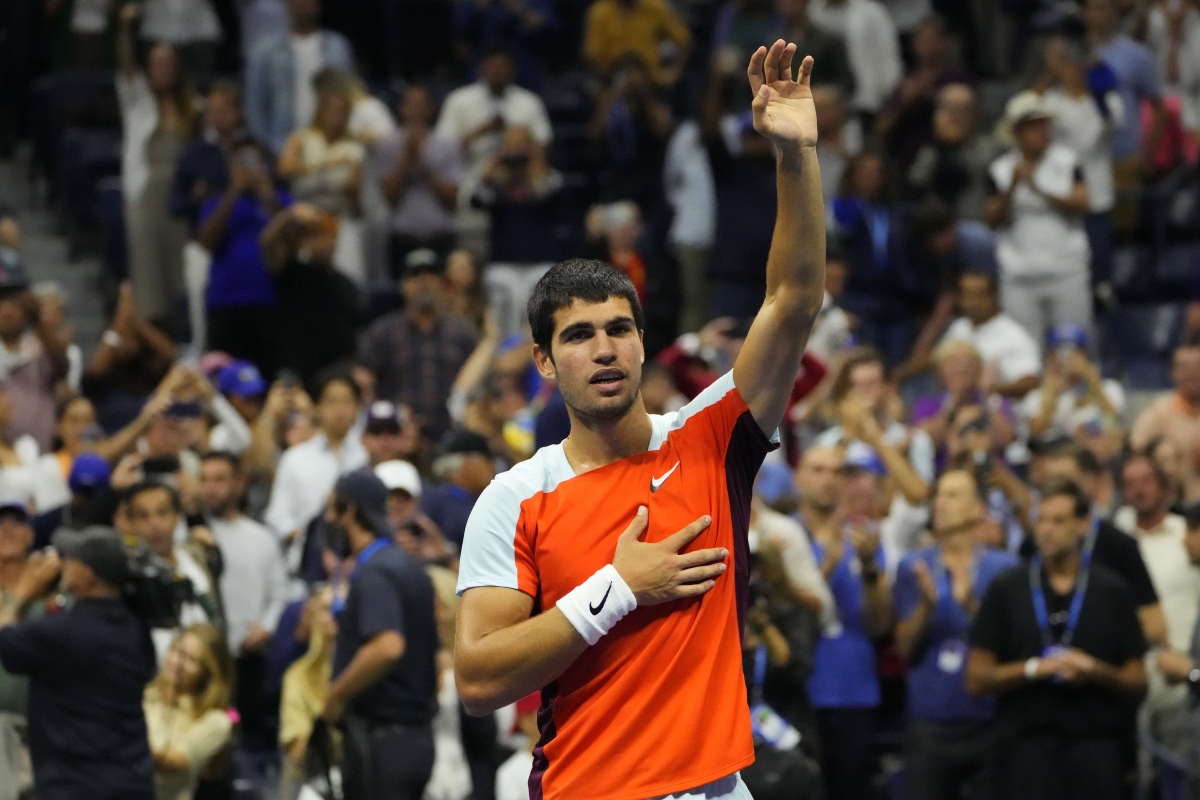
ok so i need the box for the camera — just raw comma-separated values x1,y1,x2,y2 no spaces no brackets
122,541,195,630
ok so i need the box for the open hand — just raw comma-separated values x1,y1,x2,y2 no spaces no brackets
748,41,817,150
911,560,939,608
611,506,726,606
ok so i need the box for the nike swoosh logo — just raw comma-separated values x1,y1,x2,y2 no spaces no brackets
651,461,680,493
589,582,613,615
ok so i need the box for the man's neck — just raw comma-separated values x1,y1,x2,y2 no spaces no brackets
1178,391,1200,411
213,506,240,523
969,311,998,329
0,559,24,593
563,401,654,474
1136,507,1170,533
347,527,377,556
799,500,838,538
324,428,350,452
408,307,439,334
1044,547,1081,591
938,527,975,559
0,331,22,350
292,24,317,37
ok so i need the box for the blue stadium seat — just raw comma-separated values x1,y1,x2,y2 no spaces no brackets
1104,303,1185,390
96,177,127,282
1110,245,1158,303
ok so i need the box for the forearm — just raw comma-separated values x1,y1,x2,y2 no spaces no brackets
896,605,933,661
94,407,157,463
871,438,929,504
993,375,1039,399
761,624,791,666
767,145,825,315
455,607,587,716
967,658,1030,695
196,190,239,251
117,21,137,78
245,416,280,478
1039,185,1090,216
1087,659,1147,699
134,321,177,364
860,576,892,637
326,633,404,708
430,178,459,210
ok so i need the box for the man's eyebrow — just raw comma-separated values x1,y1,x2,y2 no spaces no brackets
557,316,635,340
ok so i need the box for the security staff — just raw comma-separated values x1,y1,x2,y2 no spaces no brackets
320,472,438,800
0,526,156,800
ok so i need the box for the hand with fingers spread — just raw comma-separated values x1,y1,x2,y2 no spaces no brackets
747,40,818,149
611,506,727,606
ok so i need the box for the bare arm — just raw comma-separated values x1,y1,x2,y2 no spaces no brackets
734,43,825,436
116,3,139,79
965,648,1031,695
993,374,1040,399
323,631,405,719
1034,180,1090,217
1139,604,1169,647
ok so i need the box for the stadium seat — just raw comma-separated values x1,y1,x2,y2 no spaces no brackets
1103,303,1185,390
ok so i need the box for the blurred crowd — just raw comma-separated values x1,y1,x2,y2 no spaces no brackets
0,0,1197,798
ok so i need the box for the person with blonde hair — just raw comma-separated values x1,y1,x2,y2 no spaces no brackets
143,624,234,800
279,592,337,800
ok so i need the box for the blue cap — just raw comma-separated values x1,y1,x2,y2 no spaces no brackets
755,462,796,506
1047,323,1089,350
69,452,111,493
842,446,888,478
217,360,268,398
334,470,392,538
0,499,28,520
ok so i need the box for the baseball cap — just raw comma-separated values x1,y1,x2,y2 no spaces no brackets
334,471,392,538
217,360,268,398
0,248,29,292
404,248,443,277
0,499,29,521
52,525,131,587
1047,322,1089,350
438,429,492,459
841,447,888,478
1003,91,1053,129
69,452,112,493
365,400,403,435
375,460,422,498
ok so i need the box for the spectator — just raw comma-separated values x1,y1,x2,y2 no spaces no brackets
1132,342,1200,504
938,271,1040,399
375,86,461,276
1038,443,1121,523
589,54,673,211
361,401,419,468
278,591,335,799
1146,0,1200,148
264,368,367,565
320,471,439,800
444,249,488,331
583,201,651,302
808,0,903,115
143,624,233,800
0,383,59,515
196,139,289,377
803,253,854,364
1083,0,1166,185
245,0,356,155
813,86,862,211
984,92,1092,347
259,203,361,388
0,266,68,452
966,479,1149,800
911,339,1016,457
875,15,973,173
123,482,223,661
904,84,995,220
361,250,479,442
312,68,397,146
893,469,1018,800
1156,504,1200,797
454,0,557,90
198,452,287,746
434,47,552,184
375,458,423,526
1038,36,1124,293
170,82,244,229
0,502,40,799
138,0,223,77
806,457,892,800
664,117,715,333
1021,323,1123,446
0,528,156,800
421,429,495,550
32,452,113,549
471,126,566,265
278,87,366,285
209,361,268,456
582,0,691,87
117,3,200,330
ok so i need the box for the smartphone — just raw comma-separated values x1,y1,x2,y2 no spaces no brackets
142,455,181,476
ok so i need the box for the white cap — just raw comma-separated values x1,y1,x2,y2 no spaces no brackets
1003,90,1053,128
374,460,422,498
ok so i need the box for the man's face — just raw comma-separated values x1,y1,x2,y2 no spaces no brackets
840,471,884,522
0,513,31,561
402,272,443,313
1173,348,1200,402
1041,454,1084,488
959,274,998,325
535,297,644,422
228,394,263,423
939,351,981,398
199,459,239,516
288,0,320,27
480,53,514,92
318,381,360,440
1035,495,1087,560
61,558,92,596
362,429,406,466
1015,118,1052,159
1121,459,1168,517
400,87,433,127
458,453,496,495
387,490,419,526
1083,0,1118,33
147,44,179,94
912,19,947,66
0,296,26,340
129,488,179,558
205,91,241,137
795,446,843,512
848,361,885,410
933,471,984,534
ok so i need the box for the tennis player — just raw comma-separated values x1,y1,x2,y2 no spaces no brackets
455,40,825,800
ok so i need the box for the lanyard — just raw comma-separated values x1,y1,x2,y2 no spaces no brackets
332,539,391,615
1029,524,1095,649
864,204,889,270
751,644,768,706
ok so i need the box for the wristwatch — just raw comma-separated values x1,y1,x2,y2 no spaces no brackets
102,329,123,348
1024,657,1041,680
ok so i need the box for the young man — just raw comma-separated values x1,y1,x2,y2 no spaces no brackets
894,470,1018,800
455,41,825,800
966,479,1148,800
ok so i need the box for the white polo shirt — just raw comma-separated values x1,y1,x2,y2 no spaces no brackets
941,313,1042,388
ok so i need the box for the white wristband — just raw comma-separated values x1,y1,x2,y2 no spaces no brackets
1025,657,1041,680
556,564,637,646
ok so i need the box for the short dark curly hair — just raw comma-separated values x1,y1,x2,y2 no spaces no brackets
527,259,644,357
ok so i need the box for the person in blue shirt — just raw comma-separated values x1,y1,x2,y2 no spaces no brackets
420,429,495,550
806,459,893,800
894,468,1018,800
169,82,243,230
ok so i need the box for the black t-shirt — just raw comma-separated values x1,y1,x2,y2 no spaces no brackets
968,563,1147,739
1018,521,1159,609
0,599,156,800
272,259,360,390
334,541,438,726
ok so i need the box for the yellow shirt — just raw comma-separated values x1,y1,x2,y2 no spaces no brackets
583,0,690,83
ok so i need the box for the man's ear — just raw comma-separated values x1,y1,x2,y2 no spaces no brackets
533,344,557,381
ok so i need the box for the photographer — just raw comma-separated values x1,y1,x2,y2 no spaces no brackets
0,526,157,800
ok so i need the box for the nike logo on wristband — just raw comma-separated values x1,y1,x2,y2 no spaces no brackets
651,462,680,492
589,582,613,615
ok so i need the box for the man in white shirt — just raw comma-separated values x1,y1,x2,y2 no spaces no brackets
199,451,288,745
940,271,1041,399
750,500,836,630
808,0,902,114
984,91,1092,346
434,47,552,185
264,369,367,571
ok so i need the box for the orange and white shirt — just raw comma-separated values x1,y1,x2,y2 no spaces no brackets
457,372,776,800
